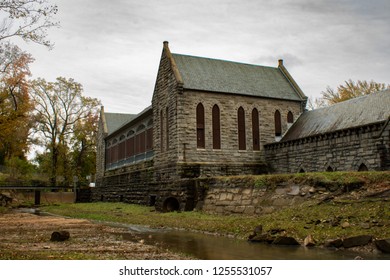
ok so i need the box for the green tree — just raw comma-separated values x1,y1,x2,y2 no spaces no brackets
31,77,100,187
320,79,390,106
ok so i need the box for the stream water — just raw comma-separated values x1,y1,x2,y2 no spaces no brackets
119,224,389,260
20,208,390,260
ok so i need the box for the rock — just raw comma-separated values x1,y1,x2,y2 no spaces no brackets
248,225,263,240
324,238,343,248
248,233,274,244
343,235,372,248
287,185,300,196
272,236,300,246
304,234,316,247
354,256,364,260
268,228,286,235
254,225,263,235
374,239,390,254
50,231,70,242
341,221,350,229
360,223,371,229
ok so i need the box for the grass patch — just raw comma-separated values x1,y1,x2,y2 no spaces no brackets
42,199,389,244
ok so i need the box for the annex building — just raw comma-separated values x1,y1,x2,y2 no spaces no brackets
94,42,390,210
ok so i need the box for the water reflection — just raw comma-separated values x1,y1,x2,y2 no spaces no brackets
122,227,389,260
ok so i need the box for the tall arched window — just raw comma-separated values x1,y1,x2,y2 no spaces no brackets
238,107,246,150
287,111,294,124
212,104,221,149
252,108,260,151
274,110,282,137
196,103,205,148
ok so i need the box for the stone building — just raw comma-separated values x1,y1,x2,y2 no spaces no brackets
265,90,390,173
94,41,389,210
94,41,307,209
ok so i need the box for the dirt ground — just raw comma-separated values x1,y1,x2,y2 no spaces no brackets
0,212,189,260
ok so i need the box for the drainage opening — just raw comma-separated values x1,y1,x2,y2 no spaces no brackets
162,197,180,212
149,195,157,206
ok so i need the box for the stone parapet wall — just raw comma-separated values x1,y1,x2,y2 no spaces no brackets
264,123,390,173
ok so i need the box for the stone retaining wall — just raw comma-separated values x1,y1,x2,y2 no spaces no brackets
197,177,312,215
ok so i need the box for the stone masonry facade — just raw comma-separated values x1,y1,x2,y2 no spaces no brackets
265,121,390,173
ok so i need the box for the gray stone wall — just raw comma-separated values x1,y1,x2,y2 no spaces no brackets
152,47,181,172
176,90,303,165
264,122,390,173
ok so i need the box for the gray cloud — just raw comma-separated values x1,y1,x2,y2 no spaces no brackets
14,0,390,112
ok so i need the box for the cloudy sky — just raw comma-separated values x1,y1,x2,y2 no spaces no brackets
15,0,390,114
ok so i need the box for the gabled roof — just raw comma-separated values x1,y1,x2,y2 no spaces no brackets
281,90,390,142
171,53,305,101
104,112,137,135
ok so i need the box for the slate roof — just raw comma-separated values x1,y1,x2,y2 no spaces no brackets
281,90,390,142
172,53,304,101
104,112,137,135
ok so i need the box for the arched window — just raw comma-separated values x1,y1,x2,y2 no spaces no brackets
196,103,205,149
287,111,294,124
274,110,282,137
127,130,134,137
238,107,246,150
212,104,221,149
252,108,260,151
137,124,145,132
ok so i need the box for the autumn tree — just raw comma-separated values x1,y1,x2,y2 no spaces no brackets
0,0,59,48
71,113,99,184
320,79,390,106
0,42,34,165
31,77,100,187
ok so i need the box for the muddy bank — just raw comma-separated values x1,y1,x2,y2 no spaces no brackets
0,212,190,260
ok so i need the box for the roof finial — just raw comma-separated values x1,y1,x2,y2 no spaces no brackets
163,41,169,48
278,59,283,67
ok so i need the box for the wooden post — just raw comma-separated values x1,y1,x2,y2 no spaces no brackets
34,190,41,205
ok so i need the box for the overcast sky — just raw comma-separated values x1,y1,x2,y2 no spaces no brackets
15,0,390,114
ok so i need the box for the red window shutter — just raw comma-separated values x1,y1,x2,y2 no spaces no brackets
287,111,294,123
275,110,282,136
196,103,205,148
212,105,221,149
252,108,260,150
238,107,246,150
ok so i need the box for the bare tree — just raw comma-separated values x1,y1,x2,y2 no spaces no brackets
0,0,59,48
31,77,100,186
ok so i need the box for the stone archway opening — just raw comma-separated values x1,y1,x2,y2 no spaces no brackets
358,163,368,171
162,197,180,212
